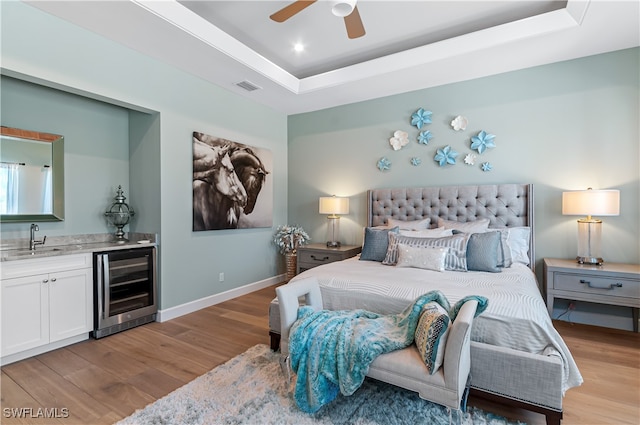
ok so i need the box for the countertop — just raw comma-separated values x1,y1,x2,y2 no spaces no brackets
0,233,157,262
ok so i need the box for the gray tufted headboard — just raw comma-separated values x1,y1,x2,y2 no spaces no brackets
367,184,535,270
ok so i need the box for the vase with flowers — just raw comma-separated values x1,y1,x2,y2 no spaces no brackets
273,224,310,281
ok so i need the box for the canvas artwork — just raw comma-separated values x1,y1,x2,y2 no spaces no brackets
192,131,272,231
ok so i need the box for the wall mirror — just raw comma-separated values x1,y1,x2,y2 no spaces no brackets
0,126,65,222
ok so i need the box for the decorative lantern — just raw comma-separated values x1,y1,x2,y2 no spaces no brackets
104,185,135,242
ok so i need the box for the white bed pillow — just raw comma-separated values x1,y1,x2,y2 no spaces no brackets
387,217,431,231
437,218,490,233
489,226,530,266
398,227,453,238
396,244,448,272
507,226,531,265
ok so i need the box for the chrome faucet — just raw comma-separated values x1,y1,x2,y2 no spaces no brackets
29,223,46,251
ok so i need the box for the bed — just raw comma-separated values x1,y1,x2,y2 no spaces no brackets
268,184,583,425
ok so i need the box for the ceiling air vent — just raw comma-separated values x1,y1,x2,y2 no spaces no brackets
235,80,262,92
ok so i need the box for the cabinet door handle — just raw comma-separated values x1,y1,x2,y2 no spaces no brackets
580,279,622,290
42,279,49,284
310,255,330,262
50,278,57,282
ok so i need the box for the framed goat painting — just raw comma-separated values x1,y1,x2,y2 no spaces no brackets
192,131,273,231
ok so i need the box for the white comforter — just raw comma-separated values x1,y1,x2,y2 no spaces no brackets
290,257,583,393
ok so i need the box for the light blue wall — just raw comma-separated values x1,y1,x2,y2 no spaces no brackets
1,2,288,309
0,75,131,235
289,48,640,330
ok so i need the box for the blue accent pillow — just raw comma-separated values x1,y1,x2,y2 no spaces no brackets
466,231,501,272
360,226,399,262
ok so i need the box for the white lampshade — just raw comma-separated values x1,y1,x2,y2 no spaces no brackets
319,196,349,216
562,189,620,217
562,188,620,265
319,196,349,248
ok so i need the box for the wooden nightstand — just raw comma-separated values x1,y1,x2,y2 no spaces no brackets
544,258,640,332
296,243,362,274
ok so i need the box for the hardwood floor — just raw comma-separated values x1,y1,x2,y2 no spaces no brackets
2,284,639,424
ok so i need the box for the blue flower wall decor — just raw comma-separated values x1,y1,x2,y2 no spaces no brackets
411,108,432,129
410,157,422,166
377,157,391,171
470,130,496,154
417,131,433,145
481,162,493,172
434,145,458,166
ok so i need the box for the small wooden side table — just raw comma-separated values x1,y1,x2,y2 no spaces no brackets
296,243,361,274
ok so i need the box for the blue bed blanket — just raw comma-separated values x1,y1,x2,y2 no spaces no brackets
289,290,488,413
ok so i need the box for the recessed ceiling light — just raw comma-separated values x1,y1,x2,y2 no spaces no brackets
293,43,304,53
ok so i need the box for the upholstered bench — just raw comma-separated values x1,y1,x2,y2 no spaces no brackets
276,276,479,415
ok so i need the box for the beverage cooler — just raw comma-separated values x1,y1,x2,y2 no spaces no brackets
93,247,157,339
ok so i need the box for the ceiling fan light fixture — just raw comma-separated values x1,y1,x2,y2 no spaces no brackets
331,0,356,17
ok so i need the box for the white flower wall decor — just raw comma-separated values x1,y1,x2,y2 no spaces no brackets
450,115,468,131
389,130,409,151
464,153,476,165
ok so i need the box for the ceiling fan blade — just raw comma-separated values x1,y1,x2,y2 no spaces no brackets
270,0,317,23
344,5,365,39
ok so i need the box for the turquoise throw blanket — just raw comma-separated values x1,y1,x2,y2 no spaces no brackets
289,290,488,413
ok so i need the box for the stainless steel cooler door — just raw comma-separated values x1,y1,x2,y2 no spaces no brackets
94,247,157,333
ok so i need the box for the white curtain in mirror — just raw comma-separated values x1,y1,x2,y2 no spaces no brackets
0,164,52,214
42,166,52,213
0,163,19,214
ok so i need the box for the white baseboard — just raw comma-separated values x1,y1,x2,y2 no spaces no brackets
157,274,284,322
1,333,89,366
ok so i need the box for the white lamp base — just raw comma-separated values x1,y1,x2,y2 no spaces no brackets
576,219,603,265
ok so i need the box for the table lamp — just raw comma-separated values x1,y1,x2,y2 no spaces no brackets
319,195,349,248
562,188,620,265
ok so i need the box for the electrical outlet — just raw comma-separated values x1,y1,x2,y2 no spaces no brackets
219,272,224,282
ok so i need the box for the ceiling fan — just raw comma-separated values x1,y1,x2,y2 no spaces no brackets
270,0,366,39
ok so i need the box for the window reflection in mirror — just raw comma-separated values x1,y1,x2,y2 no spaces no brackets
0,126,64,222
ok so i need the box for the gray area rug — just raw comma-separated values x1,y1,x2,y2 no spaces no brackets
117,344,525,425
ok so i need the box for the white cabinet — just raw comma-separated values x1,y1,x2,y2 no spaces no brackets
1,253,93,364
1,273,50,355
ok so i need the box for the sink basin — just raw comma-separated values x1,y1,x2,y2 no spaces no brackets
11,247,63,256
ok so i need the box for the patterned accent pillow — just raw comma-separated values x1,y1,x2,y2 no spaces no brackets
437,218,490,233
396,244,448,272
360,226,399,262
383,233,470,271
415,302,450,374
466,231,502,273
387,217,431,231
